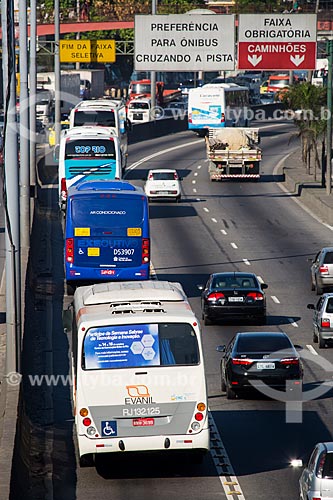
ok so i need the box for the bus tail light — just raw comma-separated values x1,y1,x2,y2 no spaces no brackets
66,238,74,263
194,412,204,422
197,402,206,411
61,177,67,201
79,408,89,417
82,417,91,427
142,238,150,264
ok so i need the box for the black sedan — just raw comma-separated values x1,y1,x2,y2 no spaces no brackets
198,272,268,325
218,331,303,400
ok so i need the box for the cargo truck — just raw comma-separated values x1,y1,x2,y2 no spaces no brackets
63,69,105,99
36,71,81,115
205,128,262,181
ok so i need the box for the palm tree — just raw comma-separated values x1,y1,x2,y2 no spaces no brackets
281,82,327,180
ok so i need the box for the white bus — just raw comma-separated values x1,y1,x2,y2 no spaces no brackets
188,83,250,136
69,98,129,169
71,280,209,467
57,126,122,210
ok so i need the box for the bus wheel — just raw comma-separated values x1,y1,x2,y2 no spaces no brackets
79,453,95,468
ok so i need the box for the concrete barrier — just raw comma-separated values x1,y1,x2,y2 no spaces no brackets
128,103,286,145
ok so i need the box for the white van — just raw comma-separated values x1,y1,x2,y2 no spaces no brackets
70,280,210,466
127,98,152,123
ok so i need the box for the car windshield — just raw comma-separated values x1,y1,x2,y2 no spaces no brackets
324,252,333,264
237,335,292,353
212,276,257,288
151,172,175,181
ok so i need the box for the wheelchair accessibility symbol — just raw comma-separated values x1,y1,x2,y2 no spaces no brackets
101,420,117,437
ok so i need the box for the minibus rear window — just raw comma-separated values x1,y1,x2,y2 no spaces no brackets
82,323,200,370
74,110,116,127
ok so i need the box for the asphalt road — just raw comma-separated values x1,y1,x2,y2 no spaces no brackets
10,122,333,500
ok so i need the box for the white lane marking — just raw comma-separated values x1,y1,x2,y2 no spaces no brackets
197,165,202,169
242,259,251,266
274,154,333,231
209,413,246,500
203,207,209,213
231,242,238,249
126,138,203,172
220,229,227,235
193,188,197,193
194,172,198,176
192,180,196,184
271,295,280,304
307,345,318,356
288,318,299,327
257,276,264,283
211,218,217,223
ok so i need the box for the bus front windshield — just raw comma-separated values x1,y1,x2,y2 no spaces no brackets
82,323,200,370
65,139,116,160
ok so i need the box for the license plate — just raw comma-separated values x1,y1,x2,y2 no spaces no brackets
256,362,275,370
133,418,155,427
158,191,169,195
228,297,244,302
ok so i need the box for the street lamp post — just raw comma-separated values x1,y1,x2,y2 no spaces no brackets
326,39,333,195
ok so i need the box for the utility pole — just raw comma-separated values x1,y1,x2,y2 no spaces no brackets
29,0,37,204
19,0,30,248
1,0,21,373
150,0,157,118
326,39,332,195
54,0,61,145
76,0,80,70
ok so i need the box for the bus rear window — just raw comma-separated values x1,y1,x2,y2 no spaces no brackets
72,198,144,228
74,110,116,127
82,323,200,370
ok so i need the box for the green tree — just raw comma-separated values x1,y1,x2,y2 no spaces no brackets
281,82,327,180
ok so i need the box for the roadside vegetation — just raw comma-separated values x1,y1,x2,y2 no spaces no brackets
281,83,327,181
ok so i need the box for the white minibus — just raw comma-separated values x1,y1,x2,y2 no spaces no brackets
71,280,209,466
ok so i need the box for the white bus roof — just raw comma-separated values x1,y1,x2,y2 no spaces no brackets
76,280,188,307
63,126,118,138
74,99,124,110
74,282,197,325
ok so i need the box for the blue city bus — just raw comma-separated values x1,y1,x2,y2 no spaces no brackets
65,180,150,295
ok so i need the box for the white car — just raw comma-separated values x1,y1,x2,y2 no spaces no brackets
144,169,182,202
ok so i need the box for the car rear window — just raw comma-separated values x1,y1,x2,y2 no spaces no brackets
326,298,333,313
322,453,333,479
324,252,333,264
152,173,175,181
212,276,257,288
237,335,292,353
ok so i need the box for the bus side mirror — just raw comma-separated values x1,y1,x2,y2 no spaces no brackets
53,144,60,161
